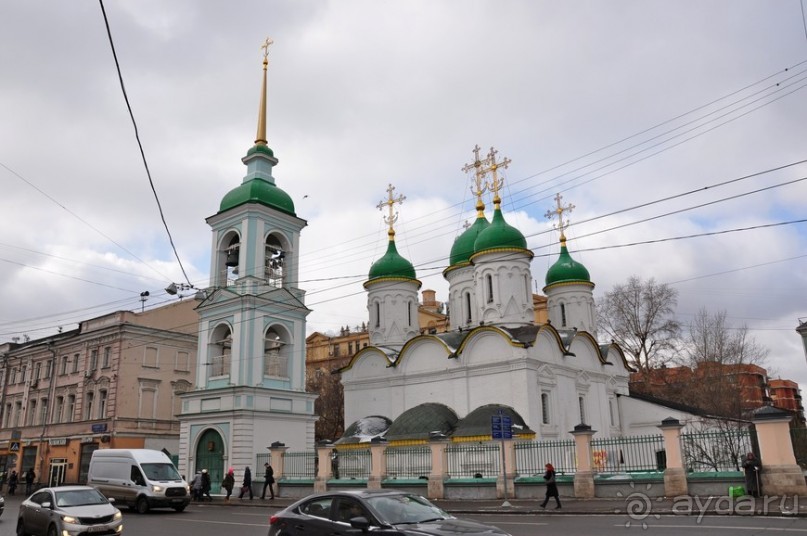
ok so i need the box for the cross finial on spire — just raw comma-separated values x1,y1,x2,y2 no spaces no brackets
255,37,274,147
545,193,575,243
461,144,490,217
377,183,406,239
480,146,511,209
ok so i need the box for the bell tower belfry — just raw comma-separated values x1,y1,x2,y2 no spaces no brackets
178,39,317,480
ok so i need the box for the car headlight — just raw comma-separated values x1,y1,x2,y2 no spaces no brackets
113,511,122,521
61,515,78,524
152,485,163,493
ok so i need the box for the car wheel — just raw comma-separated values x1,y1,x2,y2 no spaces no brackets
47,524,58,536
16,520,26,536
136,496,150,514
173,504,186,512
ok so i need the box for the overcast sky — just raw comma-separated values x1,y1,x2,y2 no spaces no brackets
2,1,806,390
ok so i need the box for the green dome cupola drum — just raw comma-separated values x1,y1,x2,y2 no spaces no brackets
366,184,420,286
543,193,591,287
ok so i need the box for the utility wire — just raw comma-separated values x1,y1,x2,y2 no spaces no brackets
98,0,191,286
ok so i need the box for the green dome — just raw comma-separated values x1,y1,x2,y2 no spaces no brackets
545,242,591,286
473,207,527,254
368,238,416,281
449,216,489,266
219,178,295,216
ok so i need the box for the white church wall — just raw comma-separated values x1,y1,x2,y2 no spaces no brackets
462,330,516,366
397,339,453,373
618,395,703,436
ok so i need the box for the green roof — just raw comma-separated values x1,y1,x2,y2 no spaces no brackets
453,404,533,437
368,239,417,281
473,207,527,254
219,178,295,215
385,403,459,441
449,216,489,266
545,242,591,286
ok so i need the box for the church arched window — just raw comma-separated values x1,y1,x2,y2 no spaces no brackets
464,292,472,324
263,327,288,378
485,274,494,303
208,324,232,379
265,234,286,288
560,303,567,327
222,234,240,287
374,302,381,328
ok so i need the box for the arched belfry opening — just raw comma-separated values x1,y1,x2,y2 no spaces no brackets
208,324,233,380
263,325,291,379
218,233,241,287
265,233,288,288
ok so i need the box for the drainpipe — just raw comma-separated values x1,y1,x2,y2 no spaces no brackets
37,342,58,488
0,352,8,482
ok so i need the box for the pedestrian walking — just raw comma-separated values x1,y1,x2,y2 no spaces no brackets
331,449,340,479
742,452,762,498
261,462,275,500
24,468,35,495
238,466,253,500
201,469,212,501
540,463,561,509
8,470,18,495
222,468,235,501
190,471,203,501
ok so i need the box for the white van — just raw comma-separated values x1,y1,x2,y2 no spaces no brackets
88,449,191,513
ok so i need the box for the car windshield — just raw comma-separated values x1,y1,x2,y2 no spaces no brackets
367,494,450,525
141,462,182,481
55,489,109,507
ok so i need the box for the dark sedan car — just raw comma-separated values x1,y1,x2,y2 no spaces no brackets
268,489,511,536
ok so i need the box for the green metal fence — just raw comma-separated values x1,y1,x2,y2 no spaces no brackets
385,446,431,480
682,428,752,472
591,434,666,473
514,438,576,475
281,451,318,480
446,443,500,478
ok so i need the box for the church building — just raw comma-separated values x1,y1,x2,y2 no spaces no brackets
340,146,637,441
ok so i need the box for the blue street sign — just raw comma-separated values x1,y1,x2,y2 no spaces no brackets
491,414,512,439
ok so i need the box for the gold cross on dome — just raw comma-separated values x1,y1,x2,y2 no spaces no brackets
545,193,575,241
461,144,490,212
481,146,511,207
260,37,274,65
377,183,406,235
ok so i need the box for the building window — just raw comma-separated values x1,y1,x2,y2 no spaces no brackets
20,365,26,383
85,391,94,420
60,356,68,375
375,302,381,328
3,403,10,428
144,347,158,368
408,301,413,327
65,395,75,423
560,303,567,327
90,349,98,370
10,368,16,384
333,344,341,357
464,292,472,324
27,399,37,426
99,390,108,418
14,401,22,427
263,331,288,378
485,274,494,303
54,396,64,424
175,351,190,372
209,327,232,378
45,360,52,379
609,398,617,427
34,362,41,381
72,354,80,373
541,392,551,425
578,395,586,425
348,343,353,354
102,347,111,368
39,398,48,425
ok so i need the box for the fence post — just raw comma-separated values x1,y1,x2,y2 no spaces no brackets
368,440,387,490
314,445,333,493
571,424,596,498
752,405,807,496
427,437,449,499
658,417,688,497
269,443,288,497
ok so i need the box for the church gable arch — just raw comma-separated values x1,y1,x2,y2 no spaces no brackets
342,348,395,380
395,338,454,374
457,328,515,365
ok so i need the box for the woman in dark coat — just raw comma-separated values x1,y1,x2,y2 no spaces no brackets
742,452,761,497
221,468,235,501
238,466,253,500
7,470,18,495
540,463,561,509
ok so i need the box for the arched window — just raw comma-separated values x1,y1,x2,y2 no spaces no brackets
485,274,494,303
541,392,551,425
265,234,286,288
560,303,567,327
223,235,240,286
464,292,472,324
374,302,381,328
264,328,288,378
209,325,232,378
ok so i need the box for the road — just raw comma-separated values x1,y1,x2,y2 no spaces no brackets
1,500,806,536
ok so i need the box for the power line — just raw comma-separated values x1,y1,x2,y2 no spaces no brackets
98,0,191,286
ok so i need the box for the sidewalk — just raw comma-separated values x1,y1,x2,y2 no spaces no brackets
203,494,807,517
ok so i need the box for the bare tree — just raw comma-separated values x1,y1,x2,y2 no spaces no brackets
683,308,769,420
306,367,345,442
597,276,681,372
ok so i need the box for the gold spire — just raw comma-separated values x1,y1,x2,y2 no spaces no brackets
255,37,273,146
480,146,511,209
377,183,406,240
545,193,575,244
461,144,489,218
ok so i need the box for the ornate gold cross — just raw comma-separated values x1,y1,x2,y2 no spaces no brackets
480,146,511,208
461,144,490,214
545,193,575,241
261,37,274,63
377,183,406,235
